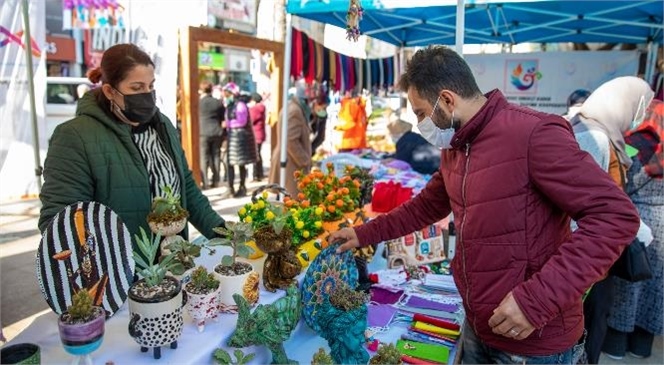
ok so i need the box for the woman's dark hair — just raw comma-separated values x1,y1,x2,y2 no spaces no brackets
251,92,263,103
86,43,154,110
87,43,154,88
200,80,213,94
398,45,482,104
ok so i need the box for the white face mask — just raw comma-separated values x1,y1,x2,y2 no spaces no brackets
417,96,456,149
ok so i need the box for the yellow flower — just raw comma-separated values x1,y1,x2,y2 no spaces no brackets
296,221,305,229
262,191,268,199
266,211,275,220
244,216,253,223
290,208,297,214
252,204,259,210
303,230,310,238
315,207,323,216
257,200,265,208
314,221,322,228
239,207,247,216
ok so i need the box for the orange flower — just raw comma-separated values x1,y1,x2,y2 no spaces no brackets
327,195,335,202
317,182,324,189
285,200,295,208
294,170,302,179
341,187,350,195
335,199,344,208
301,200,311,208
297,192,306,200
327,205,336,213
353,180,361,187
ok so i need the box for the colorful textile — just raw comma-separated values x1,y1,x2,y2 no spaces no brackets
627,99,663,178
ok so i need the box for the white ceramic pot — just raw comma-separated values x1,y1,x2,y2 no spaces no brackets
183,285,221,332
213,262,259,313
148,218,187,237
127,276,184,360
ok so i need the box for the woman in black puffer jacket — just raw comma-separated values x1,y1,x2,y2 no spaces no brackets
222,83,257,197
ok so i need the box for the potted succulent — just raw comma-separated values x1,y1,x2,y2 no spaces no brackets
163,237,216,278
182,266,221,332
369,343,403,365
57,289,105,363
312,348,334,365
127,227,184,360
208,222,260,312
147,185,189,251
212,348,255,365
315,283,370,365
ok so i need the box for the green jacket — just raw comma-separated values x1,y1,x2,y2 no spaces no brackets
39,92,224,243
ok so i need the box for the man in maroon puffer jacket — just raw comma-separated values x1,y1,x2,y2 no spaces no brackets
330,46,640,363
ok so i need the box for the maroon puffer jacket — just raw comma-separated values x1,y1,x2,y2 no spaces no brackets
355,90,639,355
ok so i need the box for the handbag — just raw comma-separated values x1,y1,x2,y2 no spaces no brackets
609,238,653,282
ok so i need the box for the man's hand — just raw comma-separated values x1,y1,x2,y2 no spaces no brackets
328,228,360,253
488,291,535,341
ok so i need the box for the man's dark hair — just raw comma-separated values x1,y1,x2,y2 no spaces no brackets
567,89,592,108
399,46,482,104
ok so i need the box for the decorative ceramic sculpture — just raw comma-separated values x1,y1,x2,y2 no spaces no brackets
57,289,105,365
254,222,302,292
315,284,370,365
36,201,134,317
301,246,358,332
227,285,301,364
182,266,221,332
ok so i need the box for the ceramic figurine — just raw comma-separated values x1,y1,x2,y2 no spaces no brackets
227,285,301,364
182,266,221,332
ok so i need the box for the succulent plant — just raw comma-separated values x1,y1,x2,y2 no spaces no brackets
187,266,219,293
369,343,403,365
133,227,179,287
212,348,255,365
147,185,189,224
66,289,96,322
209,222,255,267
164,239,202,275
329,283,369,311
312,347,334,365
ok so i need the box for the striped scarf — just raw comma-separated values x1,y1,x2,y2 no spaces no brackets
131,126,181,199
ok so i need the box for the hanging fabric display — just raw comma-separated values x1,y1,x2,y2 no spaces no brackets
346,0,364,41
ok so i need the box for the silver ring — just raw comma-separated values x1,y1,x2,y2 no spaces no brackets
510,329,519,336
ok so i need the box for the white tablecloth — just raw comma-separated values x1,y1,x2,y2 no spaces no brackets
6,246,459,364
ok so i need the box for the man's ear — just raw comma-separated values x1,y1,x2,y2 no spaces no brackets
440,90,457,113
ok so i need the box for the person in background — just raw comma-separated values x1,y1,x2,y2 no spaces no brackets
603,99,663,360
39,43,225,243
222,83,257,198
269,79,312,197
310,86,331,155
198,80,225,189
563,89,592,121
385,113,440,175
329,45,639,364
569,76,655,364
248,92,266,182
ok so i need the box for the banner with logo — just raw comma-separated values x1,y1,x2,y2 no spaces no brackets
465,51,639,115
0,0,47,200
62,0,126,29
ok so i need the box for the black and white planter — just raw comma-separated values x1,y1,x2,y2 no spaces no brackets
127,275,184,360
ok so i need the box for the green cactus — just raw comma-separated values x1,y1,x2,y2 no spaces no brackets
67,289,95,322
147,185,189,224
187,266,219,293
311,348,334,365
369,343,403,365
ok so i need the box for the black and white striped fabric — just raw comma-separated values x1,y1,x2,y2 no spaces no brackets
36,202,134,316
132,126,181,199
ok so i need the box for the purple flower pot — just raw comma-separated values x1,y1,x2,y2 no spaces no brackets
57,307,105,356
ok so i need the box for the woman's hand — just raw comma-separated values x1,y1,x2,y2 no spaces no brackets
328,228,360,253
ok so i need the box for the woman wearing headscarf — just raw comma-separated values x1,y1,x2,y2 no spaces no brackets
569,76,655,363
222,82,257,197
603,99,663,360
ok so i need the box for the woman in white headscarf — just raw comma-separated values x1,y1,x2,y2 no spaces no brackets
569,76,654,364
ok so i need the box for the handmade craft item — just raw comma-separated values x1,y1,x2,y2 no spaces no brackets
36,201,134,317
346,0,364,41
315,284,370,365
58,289,105,365
228,285,301,364
182,266,221,332
301,246,359,332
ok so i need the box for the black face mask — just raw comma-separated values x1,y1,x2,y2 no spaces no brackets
117,90,157,124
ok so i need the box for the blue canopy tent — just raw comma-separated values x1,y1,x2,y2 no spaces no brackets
276,0,664,185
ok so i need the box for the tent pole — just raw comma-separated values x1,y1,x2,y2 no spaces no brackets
644,41,655,85
455,0,465,57
279,13,293,188
21,0,42,191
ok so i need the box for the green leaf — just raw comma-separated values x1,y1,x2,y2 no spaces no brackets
233,349,244,362
221,255,233,267
213,349,232,364
242,353,255,364
170,262,185,275
208,238,232,247
236,244,254,258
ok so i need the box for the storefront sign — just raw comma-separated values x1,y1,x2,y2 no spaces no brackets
208,0,256,33
62,0,126,29
199,51,225,70
46,35,77,62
